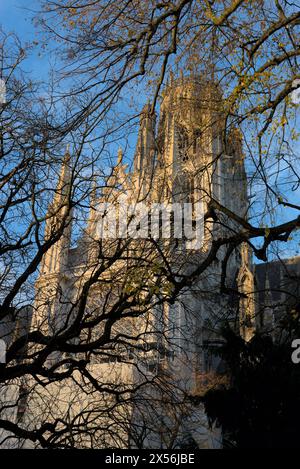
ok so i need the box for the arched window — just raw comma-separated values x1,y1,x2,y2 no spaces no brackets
177,125,189,162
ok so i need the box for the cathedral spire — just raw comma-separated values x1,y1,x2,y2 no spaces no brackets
117,147,123,165
133,104,156,174
238,242,255,342
53,145,72,206
41,146,73,276
86,176,99,264
90,176,97,208
87,176,98,230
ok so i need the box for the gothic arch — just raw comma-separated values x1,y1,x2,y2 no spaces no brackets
176,124,189,162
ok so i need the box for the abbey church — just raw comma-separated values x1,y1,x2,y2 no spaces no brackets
1,74,260,449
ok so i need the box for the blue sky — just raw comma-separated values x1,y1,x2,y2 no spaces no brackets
0,0,51,80
0,0,38,38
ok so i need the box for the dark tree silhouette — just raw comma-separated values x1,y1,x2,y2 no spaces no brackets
201,324,300,448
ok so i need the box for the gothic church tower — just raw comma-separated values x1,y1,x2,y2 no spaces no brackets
28,73,255,449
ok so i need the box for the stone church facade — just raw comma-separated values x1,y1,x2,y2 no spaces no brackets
0,75,257,448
